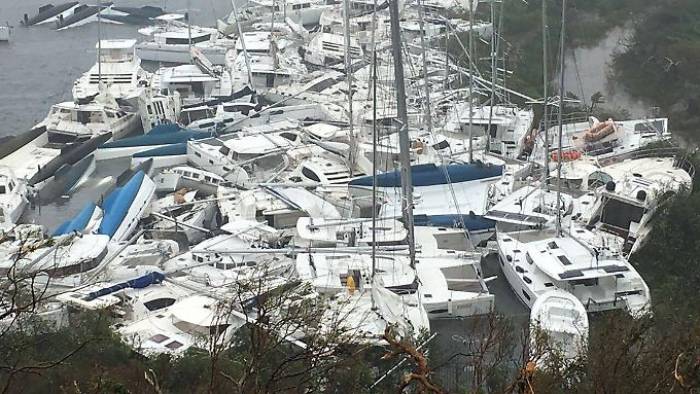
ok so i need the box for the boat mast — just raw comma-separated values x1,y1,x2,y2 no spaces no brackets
416,0,432,133
97,3,102,86
388,0,416,266
486,0,497,153
229,0,255,88
343,0,356,173
542,0,550,188
371,0,378,309
467,0,474,163
555,0,566,236
187,0,192,62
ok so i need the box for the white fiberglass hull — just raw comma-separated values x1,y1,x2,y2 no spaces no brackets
95,144,170,162
497,244,537,309
0,198,28,231
136,44,227,65
132,154,188,170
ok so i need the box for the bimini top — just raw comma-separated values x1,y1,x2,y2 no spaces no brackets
349,163,503,188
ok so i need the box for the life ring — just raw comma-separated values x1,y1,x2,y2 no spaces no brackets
550,150,581,162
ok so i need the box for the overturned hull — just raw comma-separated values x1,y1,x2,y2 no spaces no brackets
21,2,80,26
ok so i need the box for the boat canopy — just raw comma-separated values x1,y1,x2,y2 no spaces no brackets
349,163,503,187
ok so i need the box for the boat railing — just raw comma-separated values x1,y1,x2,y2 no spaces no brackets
539,111,590,131
594,144,695,178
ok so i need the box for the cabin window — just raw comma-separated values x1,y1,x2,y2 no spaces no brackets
570,278,598,287
600,196,645,231
588,171,613,189
301,167,321,182
557,255,572,266
521,289,531,301
432,140,450,150
0,186,5,194
209,323,231,336
199,122,215,129
280,132,297,141
195,152,202,158
144,298,176,311
165,35,210,45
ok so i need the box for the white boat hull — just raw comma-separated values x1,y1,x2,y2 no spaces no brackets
34,4,81,25
136,44,227,65
95,144,170,162
132,154,188,170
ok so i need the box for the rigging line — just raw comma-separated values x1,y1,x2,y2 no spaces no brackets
417,0,433,134
486,0,498,153
570,49,587,107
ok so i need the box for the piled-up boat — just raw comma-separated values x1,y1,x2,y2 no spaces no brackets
6,0,693,363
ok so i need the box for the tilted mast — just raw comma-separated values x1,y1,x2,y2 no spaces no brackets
388,0,416,266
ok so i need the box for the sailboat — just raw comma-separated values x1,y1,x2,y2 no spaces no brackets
494,0,650,316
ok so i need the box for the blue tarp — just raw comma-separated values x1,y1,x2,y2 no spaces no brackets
52,202,97,236
349,163,503,187
133,142,187,158
97,171,145,238
86,271,165,300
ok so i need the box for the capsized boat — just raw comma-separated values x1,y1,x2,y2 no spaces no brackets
21,2,80,26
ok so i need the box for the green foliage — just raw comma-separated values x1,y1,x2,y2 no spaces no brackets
610,0,700,139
